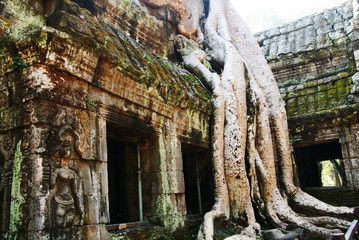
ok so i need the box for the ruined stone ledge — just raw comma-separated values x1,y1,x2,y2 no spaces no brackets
268,44,355,85
0,1,212,114
42,29,211,112
72,0,175,56
43,0,212,109
256,2,353,56
288,104,359,134
304,187,359,207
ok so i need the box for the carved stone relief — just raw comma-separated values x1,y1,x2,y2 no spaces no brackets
49,128,83,237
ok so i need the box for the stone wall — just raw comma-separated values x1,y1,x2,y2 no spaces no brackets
0,0,212,239
255,1,359,190
69,0,181,58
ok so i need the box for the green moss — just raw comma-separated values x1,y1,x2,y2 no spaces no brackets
6,140,25,240
2,0,45,41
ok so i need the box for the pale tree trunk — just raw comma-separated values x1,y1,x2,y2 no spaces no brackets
140,0,356,239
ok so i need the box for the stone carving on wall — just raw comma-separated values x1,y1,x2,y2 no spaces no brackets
49,128,83,230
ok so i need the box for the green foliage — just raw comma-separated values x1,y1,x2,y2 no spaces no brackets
163,62,172,70
139,67,150,81
145,55,152,63
11,56,28,71
116,58,130,71
319,159,342,187
185,75,194,80
84,97,97,109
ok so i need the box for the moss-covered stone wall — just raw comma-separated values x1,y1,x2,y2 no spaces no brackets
256,2,358,123
255,1,359,190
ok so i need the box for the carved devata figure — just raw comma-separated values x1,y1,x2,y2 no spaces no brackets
49,128,83,233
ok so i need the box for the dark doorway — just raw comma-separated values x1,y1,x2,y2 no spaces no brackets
182,149,214,215
294,140,347,188
107,139,140,223
106,116,156,225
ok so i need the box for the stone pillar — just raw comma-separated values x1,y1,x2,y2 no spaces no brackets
79,110,110,240
340,124,359,190
149,121,185,230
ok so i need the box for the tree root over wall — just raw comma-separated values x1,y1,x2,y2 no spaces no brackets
141,0,356,239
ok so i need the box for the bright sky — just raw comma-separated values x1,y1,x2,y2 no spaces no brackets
230,0,348,33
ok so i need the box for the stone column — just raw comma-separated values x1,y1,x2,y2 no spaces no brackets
340,124,359,190
80,109,110,240
149,121,185,230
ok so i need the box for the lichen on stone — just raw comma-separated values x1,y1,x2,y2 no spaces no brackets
1,0,45,41
7,140,26,240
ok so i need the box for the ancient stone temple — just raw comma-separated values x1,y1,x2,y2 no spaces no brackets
0,0,358,239
0,0,213,239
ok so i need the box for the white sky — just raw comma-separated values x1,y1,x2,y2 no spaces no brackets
230,0,348,33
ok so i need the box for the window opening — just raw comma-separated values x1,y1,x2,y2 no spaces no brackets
318,159,346,187
294,140,347,188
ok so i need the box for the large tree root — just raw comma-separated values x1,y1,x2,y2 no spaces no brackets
172,0,356,239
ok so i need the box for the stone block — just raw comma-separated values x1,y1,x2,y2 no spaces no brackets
330,30,347,40
100,196,110,224
81,225,101,240
143,172,165,194
3,186,11,201
297,96,307,105
334,22,345,31
28,196,50,231
286,98,297,108
268,44,278,57
347,158,359,169
167,171,185,194
30,154,50,197
295,16,313,29
346,141,359,157
327,88,336,100
45,41,98,83
297,104,307,114
77,111,98,161
98,138,107,162
1,200,10,230
316,33,331,47
176,152,184,172
27,230,51,240
286,106,296,117
19,126,49,155
82,224,111,240
307,101,317,113
141,148,162,172
80,161,104,196
79,162,94,196
317,25,334,35
84,195,101,224
175,193,186,215
98,162,109,196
